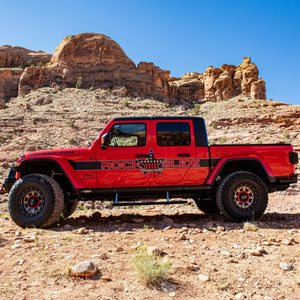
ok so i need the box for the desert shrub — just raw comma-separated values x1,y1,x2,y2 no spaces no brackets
243,221,258,232
76,76,82,89
132,247,171,284
191,103,201,116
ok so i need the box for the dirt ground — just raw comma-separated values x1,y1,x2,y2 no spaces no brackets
0,88,299,299
0,182,299,300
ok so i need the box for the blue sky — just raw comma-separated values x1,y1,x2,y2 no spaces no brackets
0,0,299,105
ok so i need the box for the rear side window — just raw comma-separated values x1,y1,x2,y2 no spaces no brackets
109,123,146,147
156,122,191,146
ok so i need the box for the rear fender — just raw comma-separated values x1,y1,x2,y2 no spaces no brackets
206,157,273,185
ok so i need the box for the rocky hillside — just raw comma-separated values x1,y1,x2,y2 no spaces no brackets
0,33,265,102
0,87,298,180
0,87,299,300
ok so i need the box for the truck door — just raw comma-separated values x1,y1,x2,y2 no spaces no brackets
97,120,153,187
151,119,198,185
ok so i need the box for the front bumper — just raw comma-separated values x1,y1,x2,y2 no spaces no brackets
2,162,17,193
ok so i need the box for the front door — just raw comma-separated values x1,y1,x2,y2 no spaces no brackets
97,121,153,187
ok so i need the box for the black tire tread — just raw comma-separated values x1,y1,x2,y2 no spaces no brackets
216,171,268,221
8,174,64,228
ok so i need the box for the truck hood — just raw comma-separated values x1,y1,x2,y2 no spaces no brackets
19,147,90,160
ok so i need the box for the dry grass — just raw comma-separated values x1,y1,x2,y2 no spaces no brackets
132,246,171,285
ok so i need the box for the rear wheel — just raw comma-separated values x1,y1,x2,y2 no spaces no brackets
8,174,64,228
216,171,268,221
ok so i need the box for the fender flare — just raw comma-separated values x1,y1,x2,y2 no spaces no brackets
206,157,275,185
15,157,85,189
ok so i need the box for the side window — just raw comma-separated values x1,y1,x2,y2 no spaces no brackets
156,122,191,146
109,123,146,147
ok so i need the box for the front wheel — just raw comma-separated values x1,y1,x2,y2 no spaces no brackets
216,171,268,221
8,174,64,228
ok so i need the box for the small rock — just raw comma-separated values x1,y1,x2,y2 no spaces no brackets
11,244,21,249
169,292,176,297
147,246,163,256
116,247,124,252
24,236,36,243
256,246,265,253
63,224,73,230
179,233,188,240
162,218,174,223
0,99,6,109
70,261,98,277
99,253,109,260
281,239,294,245
179,227,189,233
161,281,175,292
133,218,144,223
18,260,25,265
280,262,294,271
15,231,22,237
217,226,225,232
73,227,89,234
198,274,210,282
221,251,232,257
1,162,9,168
235,292,245,299
163,225,173,231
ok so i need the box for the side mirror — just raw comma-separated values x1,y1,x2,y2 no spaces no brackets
100,133,112,149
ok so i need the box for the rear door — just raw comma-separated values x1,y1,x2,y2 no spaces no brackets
151,119,197,185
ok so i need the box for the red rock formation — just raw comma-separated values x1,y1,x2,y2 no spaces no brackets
0,68,23,98
0,45,51,68
169,57,266,101
18,33,170,99
0,33,266,101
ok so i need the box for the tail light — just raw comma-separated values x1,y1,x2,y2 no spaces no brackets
289,152,299,164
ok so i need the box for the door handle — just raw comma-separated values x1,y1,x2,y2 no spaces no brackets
177,153,191,157
135,154,150,158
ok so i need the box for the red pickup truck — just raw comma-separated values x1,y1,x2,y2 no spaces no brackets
2,117,298,228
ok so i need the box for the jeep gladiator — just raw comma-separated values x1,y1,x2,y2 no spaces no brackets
1,117,298,228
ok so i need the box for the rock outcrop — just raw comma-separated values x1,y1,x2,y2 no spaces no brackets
0,68,23,99
169,57,266,101
0,33,266,101
0,45,51,68
18,33,170,99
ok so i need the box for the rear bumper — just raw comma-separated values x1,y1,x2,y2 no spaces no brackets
275,174,298,184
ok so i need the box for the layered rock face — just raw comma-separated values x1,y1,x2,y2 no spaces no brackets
0,45,52,98
19,33,170,99
169,57,266,101
0,33,266,101
0,45,51,68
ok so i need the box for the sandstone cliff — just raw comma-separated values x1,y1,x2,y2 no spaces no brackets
169,58,266,101
0,45,51,68
0,33,266,101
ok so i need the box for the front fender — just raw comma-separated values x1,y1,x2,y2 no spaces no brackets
15,157,85,189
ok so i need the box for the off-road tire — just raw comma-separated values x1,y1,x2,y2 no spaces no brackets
62,200,79,218
8,174,64,228
216,171,268,221
194,200,220,214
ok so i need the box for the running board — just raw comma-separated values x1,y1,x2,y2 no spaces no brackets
112,200,188,207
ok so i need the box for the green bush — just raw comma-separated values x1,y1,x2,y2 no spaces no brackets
132,247,171,284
